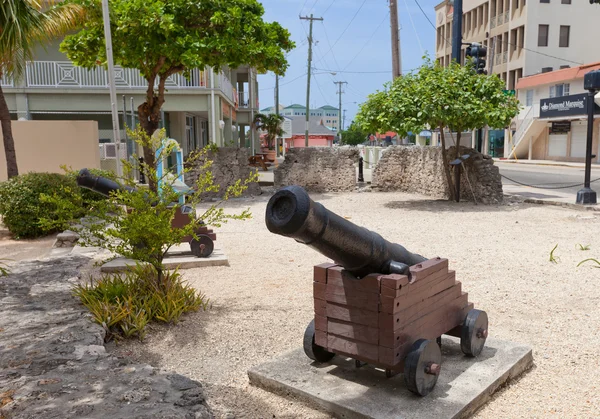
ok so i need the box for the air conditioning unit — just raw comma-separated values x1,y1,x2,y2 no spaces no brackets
100,143,127,160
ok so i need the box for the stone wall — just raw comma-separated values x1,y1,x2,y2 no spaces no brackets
372,146,503,204
185,147,261,198
274,147,359,192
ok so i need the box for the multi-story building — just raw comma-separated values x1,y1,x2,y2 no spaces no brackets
1,38,260,158
274,104,339,131
435,0,600,158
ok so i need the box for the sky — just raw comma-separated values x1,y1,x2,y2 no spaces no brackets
256,0,441,127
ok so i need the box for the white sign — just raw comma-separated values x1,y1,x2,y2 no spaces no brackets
595,91,600,108
282,118,292,139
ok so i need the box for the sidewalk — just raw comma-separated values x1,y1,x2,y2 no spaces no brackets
494,158,600,168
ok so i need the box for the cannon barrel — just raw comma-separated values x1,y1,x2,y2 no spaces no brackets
76,168,136,196
265,186,427,277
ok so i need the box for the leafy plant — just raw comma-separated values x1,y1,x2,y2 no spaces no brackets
355,56,520,200
75,127,256,282
549,244,560,264
340,122,370,146
74,264,209,341
252,113,284,150
0,172,84,238
0,259,10,277
576,243,591,251
60,0,294,191
577,258,600,268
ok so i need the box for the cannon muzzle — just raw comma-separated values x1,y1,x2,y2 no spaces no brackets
265,186,426,277
76,168,136,196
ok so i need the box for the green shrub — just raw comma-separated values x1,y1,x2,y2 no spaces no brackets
0,172,84,238
73,264,209,341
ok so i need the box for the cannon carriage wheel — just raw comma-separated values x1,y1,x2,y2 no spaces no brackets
404,339,442,396
461,309,488,357
190,235,214,258
303,320,335,362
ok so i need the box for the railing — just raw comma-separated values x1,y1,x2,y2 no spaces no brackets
0,74,12,87
502,51,508,63
490,15,496,29
218,72,234,103
511,104,540,152
25,61,208,89
504,10,510,24
495,53,502,65
238,90,250,108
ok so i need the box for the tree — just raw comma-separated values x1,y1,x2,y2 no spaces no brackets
252,112,284,149
356,57,520,199
0,0,84,179
340,122,369,146
61,0,294,190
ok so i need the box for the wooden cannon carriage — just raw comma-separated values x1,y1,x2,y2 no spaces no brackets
265,185,488,396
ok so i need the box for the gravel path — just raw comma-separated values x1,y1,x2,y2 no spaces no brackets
111,191,600,418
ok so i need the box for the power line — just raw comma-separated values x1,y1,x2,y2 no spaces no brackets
413,0,582,66
299,0,310,15
342,12,389,71
319,22,343,75
322,0,336,16
402,0,424,54
314,66,420,74
316,0,368,62
259,73,306,91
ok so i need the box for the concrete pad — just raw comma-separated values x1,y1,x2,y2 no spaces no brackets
100,247,229,273
248,337,533,419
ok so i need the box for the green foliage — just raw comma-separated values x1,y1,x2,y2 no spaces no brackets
340,122,369,146
73,264,209,341
356,57,520,137
549,244,560,264
75,128,256,275
576,243,591,251
0,172,83,238
577,258,600,268
253,113,284,149
0,259,10,277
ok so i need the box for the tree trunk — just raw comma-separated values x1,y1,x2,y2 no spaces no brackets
439,126,455,201
0,84,18,179
138,102,160,192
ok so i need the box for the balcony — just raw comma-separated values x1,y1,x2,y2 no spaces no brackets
0,74,12,87
238,91,250,109
25,61,209,89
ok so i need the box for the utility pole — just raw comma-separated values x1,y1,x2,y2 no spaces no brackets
334,81,347,133
300,14,323,147
101,0,121,176
343,109,347,131
389,0,401,78
275,74,280,157
451,0,463,63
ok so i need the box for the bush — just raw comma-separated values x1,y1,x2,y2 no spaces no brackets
0,172,84,238
73,264,209,341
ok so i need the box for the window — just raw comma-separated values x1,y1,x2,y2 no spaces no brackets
561,0,571,3
526,90,534,106
559,25,570,47
540,0,549,3
538,24,549,46
550,83,570,98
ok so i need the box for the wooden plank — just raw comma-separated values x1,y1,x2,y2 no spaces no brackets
313,282,326,300
315,330,328,347
314,314,328,332
327,334,379,362
314,263,336,283
326,302,379,328
379,272,458,316
380,274,410,290
326,267,380,291
325,284,380,310
378,294,472,364
314,298,327,316
380,267,450,298
327,319,379,345
331,348,380,366
408,257,448,283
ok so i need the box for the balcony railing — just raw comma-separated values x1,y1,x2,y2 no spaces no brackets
490,15,496,29
0,74,13,87
218,72,233,103
238,91,250,108
495,53,502,65
24,61,208,89
502,51,508,64
504,10,510,24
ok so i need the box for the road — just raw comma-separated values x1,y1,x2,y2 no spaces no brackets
496,161,600,199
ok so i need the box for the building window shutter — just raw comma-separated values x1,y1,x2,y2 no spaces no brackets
559,25,570,47
538,24,549,47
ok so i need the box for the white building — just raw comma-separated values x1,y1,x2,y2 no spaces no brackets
510,62,600,162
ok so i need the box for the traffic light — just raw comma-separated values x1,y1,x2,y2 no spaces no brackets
466,43,488,75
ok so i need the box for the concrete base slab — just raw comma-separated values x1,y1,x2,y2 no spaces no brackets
248,337,533,419
100,247,229,273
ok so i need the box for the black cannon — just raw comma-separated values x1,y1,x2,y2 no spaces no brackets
76,168,216,258
265,185,427,278
265,186,488,397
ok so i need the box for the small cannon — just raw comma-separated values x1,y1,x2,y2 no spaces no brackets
76,168,216,258
266,186,488,396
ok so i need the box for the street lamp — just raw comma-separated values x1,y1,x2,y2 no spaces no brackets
576,70,600,205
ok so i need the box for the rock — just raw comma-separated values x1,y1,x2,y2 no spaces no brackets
274,147,359,192
372,146,503,204
168,373,201,391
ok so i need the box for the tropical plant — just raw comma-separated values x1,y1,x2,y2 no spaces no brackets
356,57,520,199
0,0,84,179
252,112,284,149
340,122,369,146
61,0,294,191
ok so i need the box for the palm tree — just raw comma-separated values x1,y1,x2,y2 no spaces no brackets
252,112,284,150
0,0,84,179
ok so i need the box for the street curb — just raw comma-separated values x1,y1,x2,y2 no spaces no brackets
505,194,600,211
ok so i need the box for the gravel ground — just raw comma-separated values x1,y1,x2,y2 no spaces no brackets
0,226,55,262
110,191,600,418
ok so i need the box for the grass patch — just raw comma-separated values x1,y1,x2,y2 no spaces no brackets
74,264,209,341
